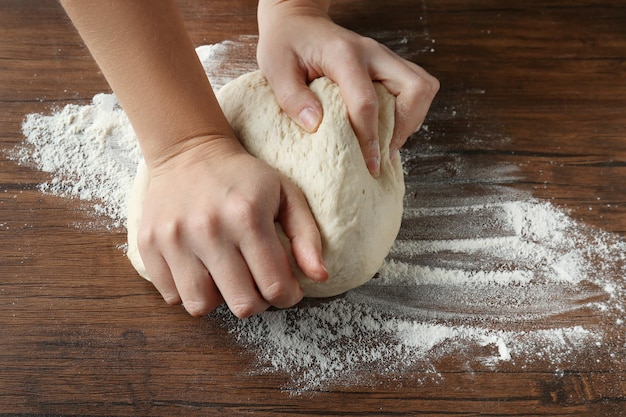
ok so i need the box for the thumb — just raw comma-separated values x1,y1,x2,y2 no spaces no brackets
264,69,323,133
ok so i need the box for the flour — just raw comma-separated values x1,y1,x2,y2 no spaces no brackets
14,93,140,228
9,37,625,393
10,39,255,228
217,193,623,390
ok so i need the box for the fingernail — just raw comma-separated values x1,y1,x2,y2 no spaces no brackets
367,140,381,177
298,107,321,132
317,262,329,282
367,155,380,177
309,252,328,282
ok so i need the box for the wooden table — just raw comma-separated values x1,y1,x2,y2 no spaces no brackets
1,1,625,415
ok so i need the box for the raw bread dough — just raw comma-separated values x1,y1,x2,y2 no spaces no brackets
127,71,405,298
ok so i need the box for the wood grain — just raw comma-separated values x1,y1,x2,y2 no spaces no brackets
1,0,625,415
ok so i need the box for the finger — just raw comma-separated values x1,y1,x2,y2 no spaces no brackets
137,227,182,306
171,263,223,318
389,66,439,153
369,48,440,153
138,218,225,316
150,237,224,317
205,244,270,319
239,217,305,309
278,179,328,283
330,64,381,177
262,55,323,133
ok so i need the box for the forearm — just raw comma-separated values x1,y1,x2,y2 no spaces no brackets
61,0,236,168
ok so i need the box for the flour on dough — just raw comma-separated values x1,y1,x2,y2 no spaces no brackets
127,71,405,298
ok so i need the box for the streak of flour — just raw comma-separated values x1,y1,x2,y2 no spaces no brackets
8,37,626,392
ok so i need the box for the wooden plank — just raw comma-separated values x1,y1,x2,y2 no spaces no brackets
1,0,625,415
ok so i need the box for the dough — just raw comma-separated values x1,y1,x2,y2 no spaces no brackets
127,71,405,298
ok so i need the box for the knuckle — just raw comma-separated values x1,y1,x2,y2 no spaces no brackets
274,85,302,112
261,280,292,306
137,226,158,254
401,76,440,111
188,212,220,240
409,75,440,97
163,294,182,306
229,298,262,319
138,220,181,249
136,219,155,243
426,75,441,97
184,300,215,317
136,230,152,254
228,196,260,230
406,78,431,99
328,37,360,60
354,92,379,118
358,36,382,51
156,288,182,306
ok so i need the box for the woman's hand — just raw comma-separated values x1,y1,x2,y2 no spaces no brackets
257,0,439,176
62,0,327,317
138,137,327,318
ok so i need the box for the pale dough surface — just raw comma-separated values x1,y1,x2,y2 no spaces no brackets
127,71,405,298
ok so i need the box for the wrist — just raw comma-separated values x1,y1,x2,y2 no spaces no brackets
258,0,331,27
258,0,330,12
146,133,246,177
134,91,238,170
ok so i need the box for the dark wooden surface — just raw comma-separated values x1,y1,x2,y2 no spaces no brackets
2,0,626,415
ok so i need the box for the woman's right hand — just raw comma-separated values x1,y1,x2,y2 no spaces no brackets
137,137,327,318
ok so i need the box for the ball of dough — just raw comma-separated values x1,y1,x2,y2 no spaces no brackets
127,71,405,298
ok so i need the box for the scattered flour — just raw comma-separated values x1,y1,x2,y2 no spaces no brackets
14,93,139,227
8,37,626,392
218,192,624,390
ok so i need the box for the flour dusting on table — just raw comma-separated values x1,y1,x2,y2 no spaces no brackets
9,37,626,392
